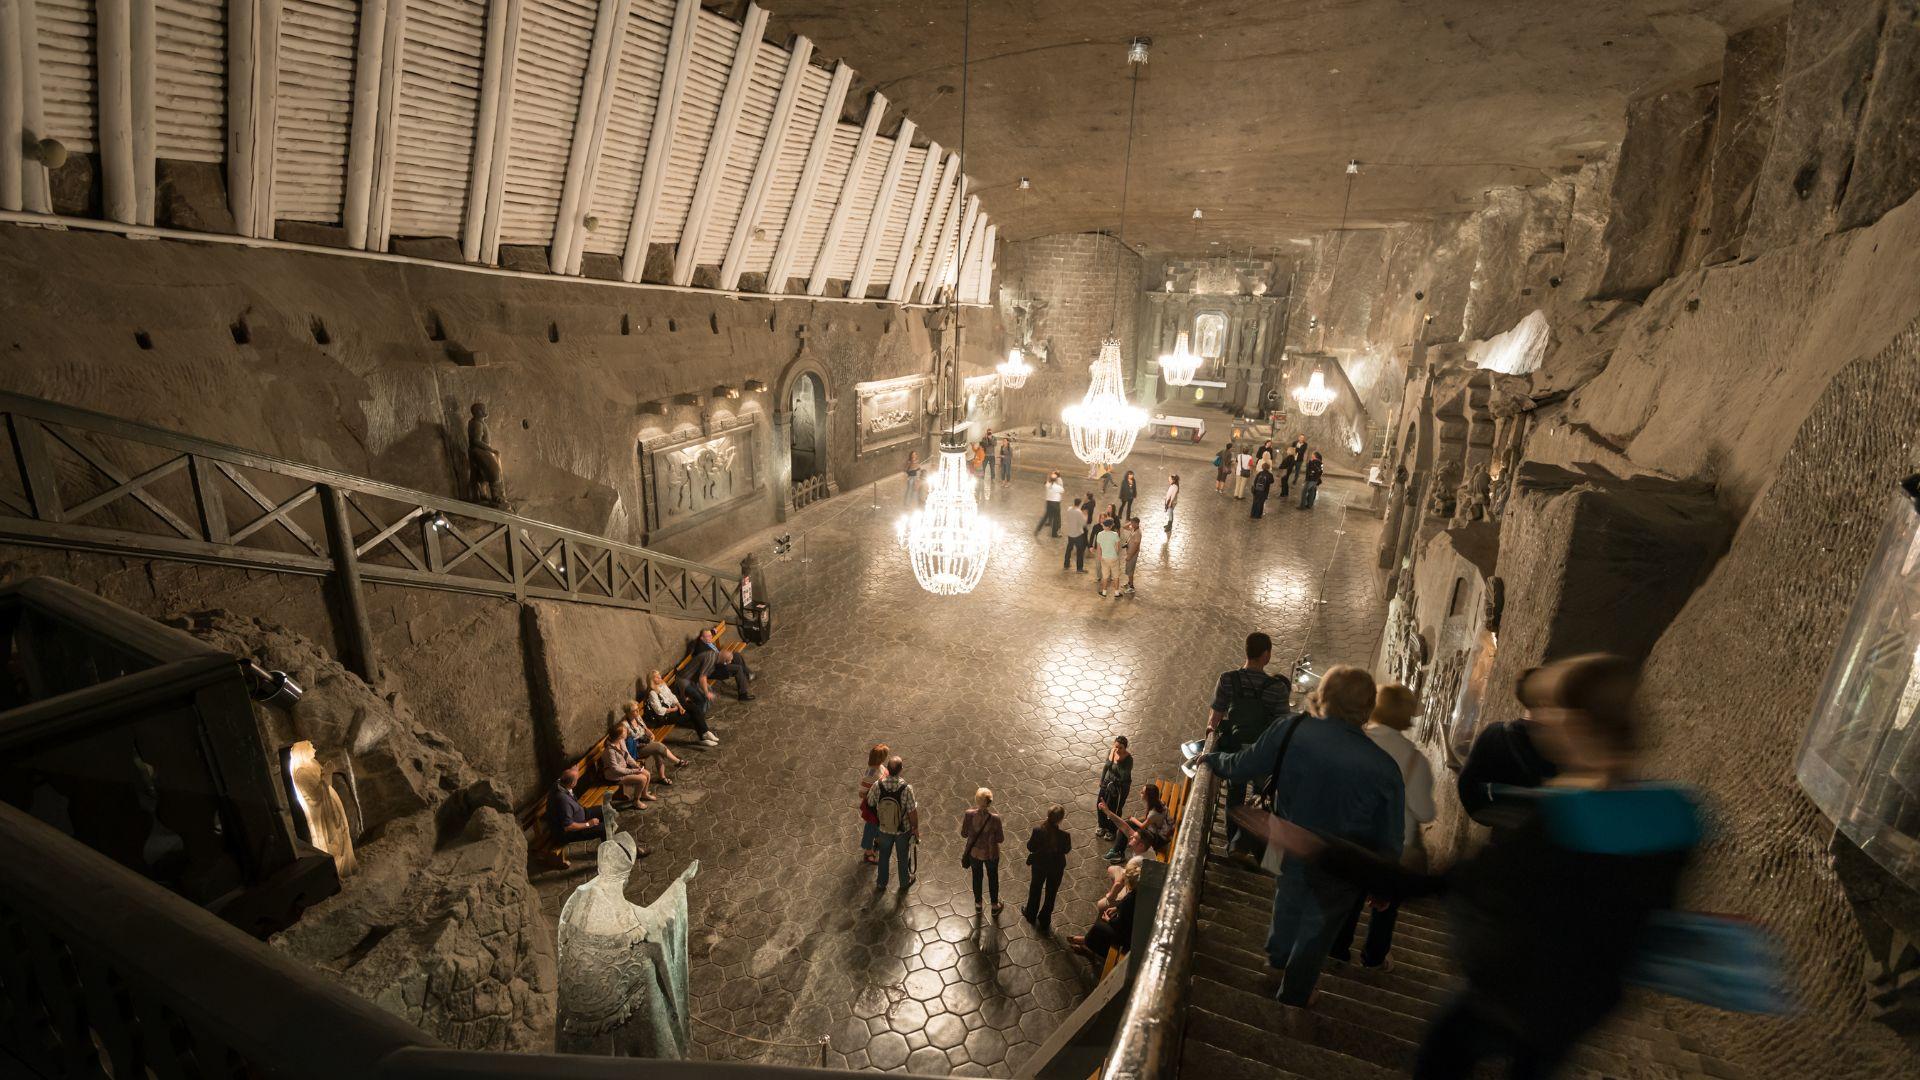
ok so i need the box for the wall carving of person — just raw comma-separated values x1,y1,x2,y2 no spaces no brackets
467,402,508,509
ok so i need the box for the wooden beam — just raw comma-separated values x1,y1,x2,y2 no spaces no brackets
912,161,961,302
365,0,407,250
549,0,633,274
671,2,765,285
562,0,631,277
129,0,153,223
947,193,979,296
475,0,522,263
847,117,910,301
341,0,388,248
762,61,849,293
718,34,810,290
974,221,997,304
13,0,52,212
98,0,136,223
226,0,282,237
619,0,700,282
459,0,511,259
0,0,22,211
884,138,938,301
804,90,883,296
905,152,958,301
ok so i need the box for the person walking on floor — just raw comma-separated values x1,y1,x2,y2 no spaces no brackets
1118,470,1138,521
1034,472,1064,537
1121,516,1143,596
1277,446,1296,499
961,787,1006,914
866,756,919,892
1206,632,1292,853
1234,448,1253,499
998,435,1013,482
1298,451,1324,509
903,450,922,505
1200,665,1403,1009
1327,683,1435,972
1088,507,1109,584
1095,513,1123,597
1289,434,1309,482
1022,805,1072,935
1215,443,1233,494
858,743,889,865
1163,474,1181,535
1250,462,1275,519
1062,500,1089,572
1096,736,1133,840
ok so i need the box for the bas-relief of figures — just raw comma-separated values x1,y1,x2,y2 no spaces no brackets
644,420,761,533
855,376,930,454
667,441,740,511
1454,463,1492,526
1428,459,1462,520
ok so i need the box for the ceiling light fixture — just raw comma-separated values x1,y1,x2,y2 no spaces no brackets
1062,37,1150,467
900,0,995,597
1158,330,1200,387
997,347,1033,389
1192,207,1204,220
1018,176,1031,190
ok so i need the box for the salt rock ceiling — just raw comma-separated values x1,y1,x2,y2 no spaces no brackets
763,0,1786,253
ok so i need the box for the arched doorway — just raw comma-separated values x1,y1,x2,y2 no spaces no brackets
789,372,827,484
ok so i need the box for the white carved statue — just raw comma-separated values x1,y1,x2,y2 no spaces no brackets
556,826,700,1058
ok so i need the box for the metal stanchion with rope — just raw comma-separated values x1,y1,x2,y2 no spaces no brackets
689,1014,832,1069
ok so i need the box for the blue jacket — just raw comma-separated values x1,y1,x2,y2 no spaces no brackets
1206,712,1405,858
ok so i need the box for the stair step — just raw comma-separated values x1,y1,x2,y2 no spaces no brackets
1178,1037,1313,1080
1196,902,1458,987
1192,974,1418,1073
1196,920,1457,1009
1186,1003,1399,1080
1200,884,1458,969
1204,858,1455,936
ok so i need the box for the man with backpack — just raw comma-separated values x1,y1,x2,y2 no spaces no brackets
1207,633,1293,854
866,755,920,892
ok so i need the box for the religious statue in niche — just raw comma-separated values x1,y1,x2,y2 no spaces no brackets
285,740,357,877
1455,464,1492,526
1421,647,1468,751
467,402,509,508
1194,311,1228,359
1428,459,1462,520
557,825,700,1059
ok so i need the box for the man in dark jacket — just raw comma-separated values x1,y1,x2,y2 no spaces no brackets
1298,452,1325,509
1250,465,1275,518
1456,671,1560,822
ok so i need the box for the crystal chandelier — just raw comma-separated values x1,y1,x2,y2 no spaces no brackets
897,431,995,596
997,347,1033,389
1158,330,1200,386
1064,338,1148,466
1292,366,1338,417
1064,37,1150,467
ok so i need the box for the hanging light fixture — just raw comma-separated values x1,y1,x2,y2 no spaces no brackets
1158,330,1200,386
997,347,1033,389
1292,365,1338,416
1063,37,1150,467
899,0,994,596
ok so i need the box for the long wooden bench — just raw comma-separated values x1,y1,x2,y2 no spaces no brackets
518,620,747,864
1099,775,1191,977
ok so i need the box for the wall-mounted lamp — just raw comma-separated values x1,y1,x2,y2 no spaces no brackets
1192,208,1204,220
744,379,768,393
1018,177,1031,190
426,511,451,532
712,385,741,400
640,400,668,415
673,392,703,407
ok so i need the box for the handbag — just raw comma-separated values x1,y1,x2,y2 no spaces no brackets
961,811,990,870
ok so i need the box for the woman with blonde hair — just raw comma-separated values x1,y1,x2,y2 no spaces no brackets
1072,861,1142,961
599,718,656,808
960,787,1006,914
858,743,889,865
1200,663,1405,1008
620,698,687,784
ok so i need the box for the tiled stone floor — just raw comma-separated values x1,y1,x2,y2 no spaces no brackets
535,441,1388,1075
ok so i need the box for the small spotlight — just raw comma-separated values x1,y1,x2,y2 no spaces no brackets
744,379,768,393
427,511,451,531
1346,159,1361,175
673,392,703,406
712,385,740,400
1192,207,1203,220
640,400,668,415
242,660,304,708
1018,177,1031,190
1127,37,1150,65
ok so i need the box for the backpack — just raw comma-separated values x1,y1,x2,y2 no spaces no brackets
1221,669,1288,751
873,778,910,834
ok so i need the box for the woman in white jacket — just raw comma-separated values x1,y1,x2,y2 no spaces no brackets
1162,474,1180,536
1327,683,1436,970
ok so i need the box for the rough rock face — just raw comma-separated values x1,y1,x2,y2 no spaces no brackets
521,599,684,772
177,611,557,1051
1684,20,1787,268
1593,83,1719,301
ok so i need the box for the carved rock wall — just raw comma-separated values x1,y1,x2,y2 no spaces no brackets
993,232,1142,430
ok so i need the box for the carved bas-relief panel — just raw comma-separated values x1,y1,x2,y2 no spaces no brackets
856,375,931,455
642,418,764,538
964,374,1003,435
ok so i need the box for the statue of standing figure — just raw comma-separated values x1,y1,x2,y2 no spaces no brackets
467,403,509,509
557,826,700,1059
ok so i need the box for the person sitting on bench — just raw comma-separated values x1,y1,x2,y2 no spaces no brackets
690,627,754,700
600,719,657,809
622,695,687,784
546,762,649,867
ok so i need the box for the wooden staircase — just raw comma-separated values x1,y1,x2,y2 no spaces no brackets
1177,817,1752,1080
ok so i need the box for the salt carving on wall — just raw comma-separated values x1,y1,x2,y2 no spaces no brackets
1470,310,1550,375
855,375,931,454
641,418,763,534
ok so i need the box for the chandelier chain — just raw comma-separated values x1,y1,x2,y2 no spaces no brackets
1109,58,1141,336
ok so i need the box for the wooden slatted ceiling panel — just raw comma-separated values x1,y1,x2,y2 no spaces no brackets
272,0,356,222
496,0,595,243
153,0,225,161
741,62,825,274
958,215,990,300
388,0,487,239
581,0,670,256
824,131,887,279
914,171,959,293
37,0,97,153
651,10,735,245
785,122,854,276
865,143,923,288
693,34,782,264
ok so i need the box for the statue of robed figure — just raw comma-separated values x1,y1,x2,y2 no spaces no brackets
556,825,699,1058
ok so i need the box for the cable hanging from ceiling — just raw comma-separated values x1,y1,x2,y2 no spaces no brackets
1063,37,1151,467
897,0,997,597
1292,160,1357,419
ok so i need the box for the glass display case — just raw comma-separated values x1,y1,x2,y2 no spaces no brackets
1797,475,1920,883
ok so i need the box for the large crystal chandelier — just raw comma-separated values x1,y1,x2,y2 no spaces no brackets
1064,37,1150,467
1158,330,1200,386
1065,338,1148,465
997,347,1032,389
1292,366,1338,416
897,431,995,595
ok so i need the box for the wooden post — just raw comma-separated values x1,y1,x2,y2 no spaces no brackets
763,61,850,292
671,2,766,285
0,0,23,211
885,138,939,301
320,485,379,684
341,0,388,248
97,0,138,223
848,117,911,300
130,0,154,224
549,0,633,274
619,0,699,282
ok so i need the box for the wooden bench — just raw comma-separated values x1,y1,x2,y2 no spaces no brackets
1098,775,1192,976
518,620,748,864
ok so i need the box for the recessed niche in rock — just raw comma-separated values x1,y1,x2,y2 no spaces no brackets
309,317,330,345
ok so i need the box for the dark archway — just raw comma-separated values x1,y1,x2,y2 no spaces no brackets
789,372,828,483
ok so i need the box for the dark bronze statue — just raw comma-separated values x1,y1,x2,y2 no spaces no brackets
467,403,508,508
